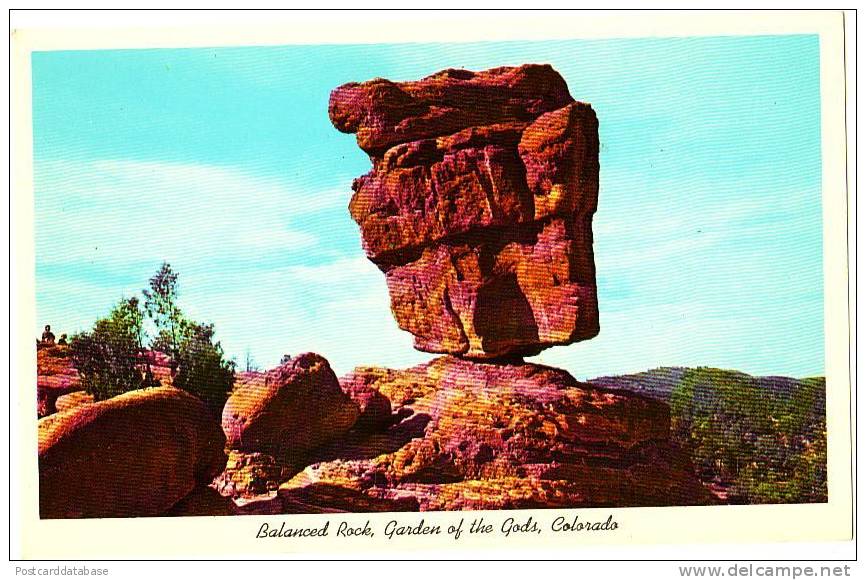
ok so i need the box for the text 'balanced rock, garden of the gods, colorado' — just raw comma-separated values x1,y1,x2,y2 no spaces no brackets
329,64,599,359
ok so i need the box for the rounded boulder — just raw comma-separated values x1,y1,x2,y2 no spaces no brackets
38,386,227,519
222,353,360,464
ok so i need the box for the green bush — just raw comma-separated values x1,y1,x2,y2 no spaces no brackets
68,263,235,411
172,321,236,413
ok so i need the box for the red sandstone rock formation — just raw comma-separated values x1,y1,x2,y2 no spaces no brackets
36,345,80,417
38,386,227,519
35,64,711,519
206,65,709,513
221,353,360,464
280,357,714,511
329,65,599,359
54,391,94,413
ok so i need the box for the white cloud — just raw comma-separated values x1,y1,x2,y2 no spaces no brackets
35,158,343,269
283,256,378,284
34,157,362,367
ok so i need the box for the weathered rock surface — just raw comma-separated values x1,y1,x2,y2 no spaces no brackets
339,369,394,430
214,370,393,500
280,357,715,511
221,353,360,464
329,65,599,359
213,450,296,498
55,391,94,413
37,345,82,417
38,386,227,519
329,65,573,155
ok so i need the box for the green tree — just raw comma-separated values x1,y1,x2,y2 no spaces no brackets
173,322,236,413
143,262,235,413
143,262,184,364
69,297,155,401
670,367,827,505
67,263,235,412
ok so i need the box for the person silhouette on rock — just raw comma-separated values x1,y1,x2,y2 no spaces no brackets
41,324,56,345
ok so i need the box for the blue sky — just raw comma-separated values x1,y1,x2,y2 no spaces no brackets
32,35,824,379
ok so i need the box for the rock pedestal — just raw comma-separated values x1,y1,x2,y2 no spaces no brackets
281,357,713,511
243,63,713,512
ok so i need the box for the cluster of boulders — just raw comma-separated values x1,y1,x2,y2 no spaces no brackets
214,353,361,499
277,357,710,512
37,64,713,519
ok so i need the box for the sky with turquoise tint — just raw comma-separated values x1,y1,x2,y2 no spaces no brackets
32,35,824,379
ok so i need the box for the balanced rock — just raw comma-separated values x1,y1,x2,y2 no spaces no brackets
38,386,227,519
282,357,713,511
329,64,599,359
221,353,360,464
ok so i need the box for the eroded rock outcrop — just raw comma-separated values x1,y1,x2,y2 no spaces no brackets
329,65,599,359
37,345,82,417
37,345,174,417
281,357,714,511
54,391,94,413
38,386,227,519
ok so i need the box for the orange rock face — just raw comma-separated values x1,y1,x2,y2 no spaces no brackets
38,386,227,519
281,357,714,511
54,391,94,413
329,65,599,359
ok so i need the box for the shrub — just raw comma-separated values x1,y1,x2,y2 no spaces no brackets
69,297,155,401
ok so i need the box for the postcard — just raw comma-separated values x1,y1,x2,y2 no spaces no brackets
9,9,854,560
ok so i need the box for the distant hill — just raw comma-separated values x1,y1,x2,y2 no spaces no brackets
588,366,818,403
587,366,688,401
589,366,827,505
